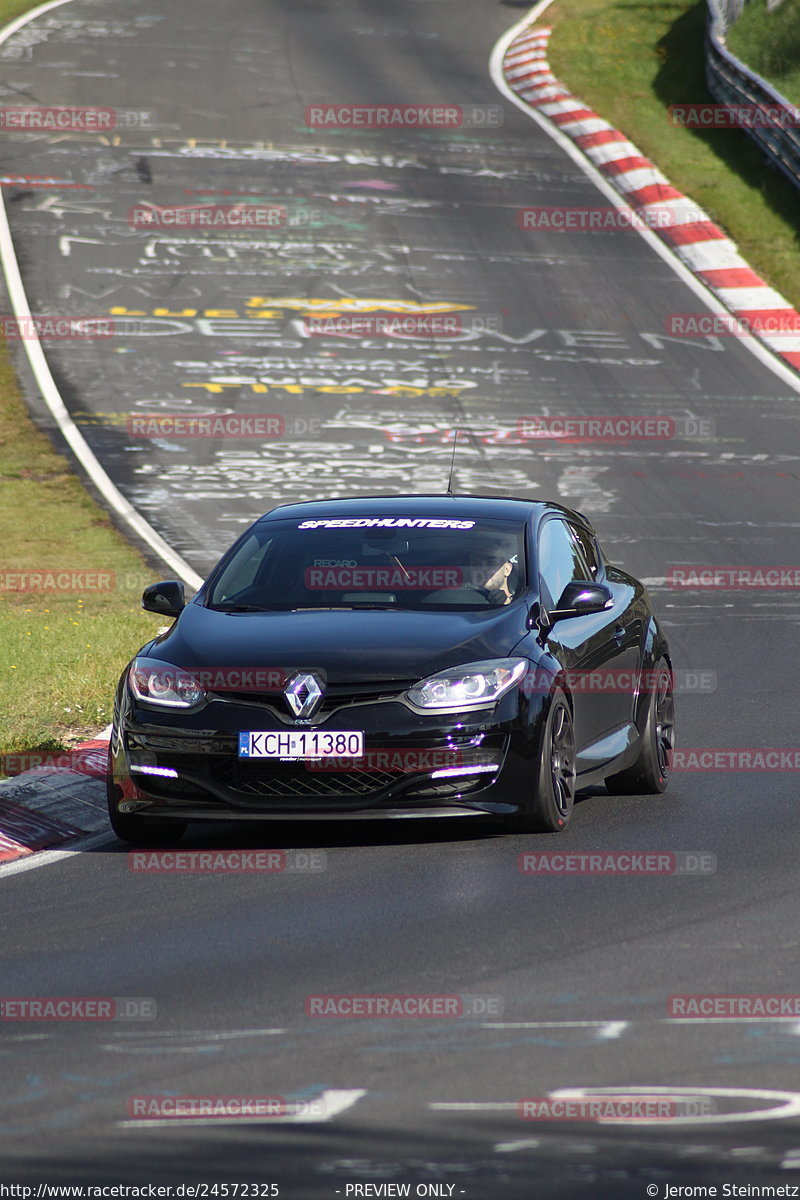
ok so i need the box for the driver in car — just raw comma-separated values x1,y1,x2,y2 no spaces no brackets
481,554,519,605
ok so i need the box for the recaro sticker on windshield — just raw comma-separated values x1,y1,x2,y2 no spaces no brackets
297,518,476,529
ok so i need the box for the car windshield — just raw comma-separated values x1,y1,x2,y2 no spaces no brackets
207,517,527,612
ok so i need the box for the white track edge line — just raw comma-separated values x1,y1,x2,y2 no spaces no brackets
489,4,800,396
0,0,204,590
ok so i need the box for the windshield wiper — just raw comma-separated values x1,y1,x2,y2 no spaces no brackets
213,602,401,613
289,604,397,611
212,603,281,612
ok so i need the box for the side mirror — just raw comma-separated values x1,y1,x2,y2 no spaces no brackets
548,580,613,621
141,580,185,618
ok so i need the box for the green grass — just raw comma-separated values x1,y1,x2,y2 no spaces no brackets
0,0,166,762
0,0,55,22
545,0,800,311
0,341,163,761
727,0,800,107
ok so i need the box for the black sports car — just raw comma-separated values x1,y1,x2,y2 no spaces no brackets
107,494,675,843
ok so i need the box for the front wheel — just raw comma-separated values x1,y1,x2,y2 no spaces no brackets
507,688,576,833
605,660,675,795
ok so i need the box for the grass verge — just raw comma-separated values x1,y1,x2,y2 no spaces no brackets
0,0,162,765
544,0,800,312
727,0,800,107
0,341,162,762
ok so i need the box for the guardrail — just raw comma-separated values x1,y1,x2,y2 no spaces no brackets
715,0,783,19
717,0,747,20
706,0,800,191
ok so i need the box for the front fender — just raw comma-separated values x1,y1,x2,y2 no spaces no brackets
633,616,671,732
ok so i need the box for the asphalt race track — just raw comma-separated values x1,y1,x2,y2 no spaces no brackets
1,0,800,1194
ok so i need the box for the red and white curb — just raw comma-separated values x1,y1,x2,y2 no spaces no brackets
0,731,111,864
500,21,800,375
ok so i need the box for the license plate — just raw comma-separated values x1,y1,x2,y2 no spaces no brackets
238,731,364,759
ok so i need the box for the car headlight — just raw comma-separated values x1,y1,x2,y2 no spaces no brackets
128,657,205,708
406,658,528,710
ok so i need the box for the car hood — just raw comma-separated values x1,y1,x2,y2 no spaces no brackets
149,601,531,685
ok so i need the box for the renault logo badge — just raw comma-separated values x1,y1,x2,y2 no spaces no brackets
284,672,324,719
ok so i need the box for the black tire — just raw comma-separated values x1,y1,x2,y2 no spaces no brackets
507,688,576,833
605,659,675,795
106,756,187,846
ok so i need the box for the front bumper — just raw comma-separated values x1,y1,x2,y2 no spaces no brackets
110,685,544,823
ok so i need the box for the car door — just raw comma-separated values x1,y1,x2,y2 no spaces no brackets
568,517,644,727
536,516,639,770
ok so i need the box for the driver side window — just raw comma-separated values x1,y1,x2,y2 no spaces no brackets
568,522,599,578
538,518,591,611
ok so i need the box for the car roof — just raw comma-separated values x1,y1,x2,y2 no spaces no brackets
258,494,590,525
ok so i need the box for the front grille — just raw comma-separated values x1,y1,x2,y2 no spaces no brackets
213,759,397,799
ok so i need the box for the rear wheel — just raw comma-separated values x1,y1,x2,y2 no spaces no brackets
106,752,186,845
605,660,674,795
507,688,575,833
